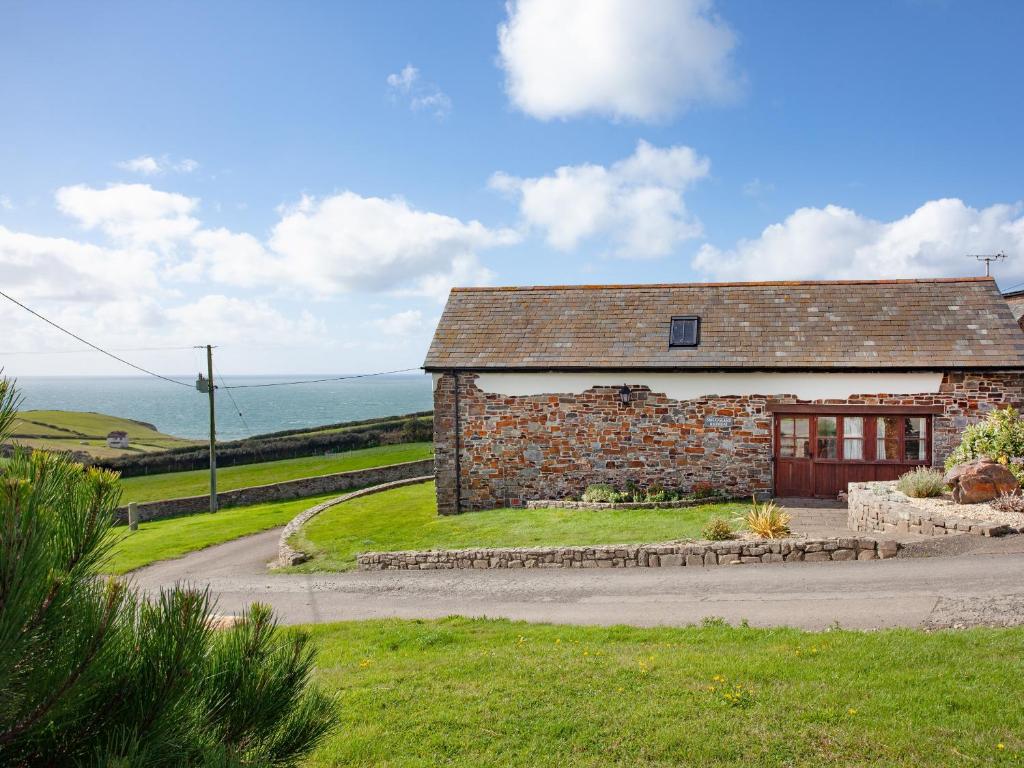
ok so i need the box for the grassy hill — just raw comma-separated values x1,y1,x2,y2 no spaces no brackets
9,410,200,459
119,441,433,503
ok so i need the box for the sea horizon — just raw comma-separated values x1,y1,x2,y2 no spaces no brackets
11,373,434,441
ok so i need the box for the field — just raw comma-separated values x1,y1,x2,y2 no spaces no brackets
301,617,1024,766
288,481,746,572
102,493,339,574
9,410,199,459
118,442,434,502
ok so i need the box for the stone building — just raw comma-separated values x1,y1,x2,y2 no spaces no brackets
424,277,1024,514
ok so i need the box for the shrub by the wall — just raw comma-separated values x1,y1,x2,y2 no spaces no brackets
945,406,1024,484
896,467,947,498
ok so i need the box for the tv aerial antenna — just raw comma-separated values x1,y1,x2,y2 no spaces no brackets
968,251,1007,277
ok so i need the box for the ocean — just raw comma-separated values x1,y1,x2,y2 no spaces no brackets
12,374,434,441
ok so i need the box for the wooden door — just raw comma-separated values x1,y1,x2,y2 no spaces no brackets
774,416,813,496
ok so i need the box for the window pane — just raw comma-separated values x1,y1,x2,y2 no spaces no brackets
794,418,810,438
780,440,795,458
817,416,837,437
905,439,926,461
780,418,794,437
905,417,925,440
670,317,699,346
843,417,864,438
877,417,899,460
844,438,864,460
817,437,837,459
798,438,811,458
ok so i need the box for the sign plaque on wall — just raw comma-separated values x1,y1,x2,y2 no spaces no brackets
703,416,734,429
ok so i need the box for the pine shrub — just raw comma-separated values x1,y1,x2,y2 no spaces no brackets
0,378,337,767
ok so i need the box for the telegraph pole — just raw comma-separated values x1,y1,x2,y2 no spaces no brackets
195,345,218,513
206,344,217,513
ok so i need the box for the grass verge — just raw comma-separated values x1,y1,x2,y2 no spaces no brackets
119,442,433,503
287,481,745,572
301,617,1024,767
103,493,339,574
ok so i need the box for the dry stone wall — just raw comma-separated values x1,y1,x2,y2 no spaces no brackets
847,481,1017,537
358,535,899,570
433,371,1024,514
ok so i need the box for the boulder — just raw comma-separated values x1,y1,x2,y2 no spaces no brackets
943,459,1019,504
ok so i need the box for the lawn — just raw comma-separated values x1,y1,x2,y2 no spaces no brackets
288,481,746,572
102,493,340,574
301,617,1024,767
119,442,433,503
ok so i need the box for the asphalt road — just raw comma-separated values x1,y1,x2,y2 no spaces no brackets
131,527,1024,630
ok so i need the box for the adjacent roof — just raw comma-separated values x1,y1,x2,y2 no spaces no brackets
423,277,1024,371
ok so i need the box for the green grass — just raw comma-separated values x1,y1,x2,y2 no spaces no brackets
102,493,340,574
119,442,434,503
301,617,1024,767
10,409,199,458
289,481,745,572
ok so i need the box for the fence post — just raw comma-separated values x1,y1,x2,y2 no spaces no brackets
128,502,139,532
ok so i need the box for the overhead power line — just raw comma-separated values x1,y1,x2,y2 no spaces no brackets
0,289,192,387
222,368,421,389
214,366,252,435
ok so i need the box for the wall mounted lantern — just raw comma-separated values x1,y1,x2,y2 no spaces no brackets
619,385,632,406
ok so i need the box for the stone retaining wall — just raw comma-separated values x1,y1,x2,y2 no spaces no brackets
357,535,898,570
276,475,434,567
114,458,434,524
847,481,1015,537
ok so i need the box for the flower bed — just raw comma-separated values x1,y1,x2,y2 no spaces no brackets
524,498,714,510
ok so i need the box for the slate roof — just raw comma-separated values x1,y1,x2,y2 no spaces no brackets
423,277,1024,371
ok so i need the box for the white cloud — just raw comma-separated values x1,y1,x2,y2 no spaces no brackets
117,154,200,175
386,64,452,118
163,295,326,347
56,183,200,248
692,198,1024,282
0,225,161,302
372,309,425,336
490,140,709,258
262,192,515,298
0,195,14,210
498,0,739,121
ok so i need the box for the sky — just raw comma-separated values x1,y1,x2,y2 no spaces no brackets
1,0,1023,377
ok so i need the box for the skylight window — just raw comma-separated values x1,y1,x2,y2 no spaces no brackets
669,316,700,347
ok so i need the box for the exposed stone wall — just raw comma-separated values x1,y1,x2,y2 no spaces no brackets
357,535,899,570
114,458,435,524
847,481,1017,537
523,498,722,510
433,371,1024,514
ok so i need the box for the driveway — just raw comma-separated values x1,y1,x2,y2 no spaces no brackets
130,522,1024,631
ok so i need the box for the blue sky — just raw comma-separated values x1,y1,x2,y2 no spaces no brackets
2,0,1023,376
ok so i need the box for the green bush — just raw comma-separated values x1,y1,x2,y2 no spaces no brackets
581,483,625,503
896,467,948,498
0,378,337,767
945,406,1024,484
701,517,734,541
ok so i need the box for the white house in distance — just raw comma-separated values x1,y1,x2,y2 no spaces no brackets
106,430,129,449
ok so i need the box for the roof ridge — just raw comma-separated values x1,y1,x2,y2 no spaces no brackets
450,277,993,292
